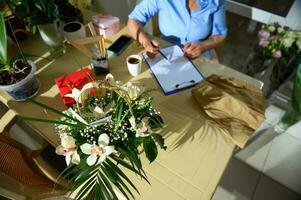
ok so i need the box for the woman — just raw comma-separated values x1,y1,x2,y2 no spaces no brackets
128,0,227,59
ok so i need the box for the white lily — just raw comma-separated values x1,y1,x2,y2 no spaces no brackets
123,82,141,100
64,88,81,102
129,116,151,137
64,82,96,103
135,117,151,137
80,134,115,166
105,73,115,85
93,106,105,118
55,136,80,166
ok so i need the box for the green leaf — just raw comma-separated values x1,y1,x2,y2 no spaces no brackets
152,133,167,150
0,12,7,65
143,136,158,163
117,146,142,170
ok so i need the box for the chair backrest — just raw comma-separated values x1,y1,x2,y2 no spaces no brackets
0,108,66,199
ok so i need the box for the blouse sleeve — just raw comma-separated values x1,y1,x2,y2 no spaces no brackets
128,0,160,26
211,0,228,36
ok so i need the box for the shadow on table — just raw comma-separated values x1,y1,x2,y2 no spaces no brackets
136,76,231,151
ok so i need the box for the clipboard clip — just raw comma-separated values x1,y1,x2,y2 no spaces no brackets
175,80,195,88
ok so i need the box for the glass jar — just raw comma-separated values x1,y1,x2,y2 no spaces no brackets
274,62,301,133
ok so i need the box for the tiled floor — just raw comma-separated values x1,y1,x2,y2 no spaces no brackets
213,105,301,200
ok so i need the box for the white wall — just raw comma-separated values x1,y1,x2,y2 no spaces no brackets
92,0,153,35
92,0,137,24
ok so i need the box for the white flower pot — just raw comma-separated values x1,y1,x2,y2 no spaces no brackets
0,60,40,101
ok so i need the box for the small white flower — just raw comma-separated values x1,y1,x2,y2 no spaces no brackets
277,27,284,34
286,31,297,39
80,134,115,166
281,37,295,48
56,136,80,166
267,25,276,32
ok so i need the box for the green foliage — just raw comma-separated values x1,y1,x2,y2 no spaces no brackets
8,0,59,31
22,78,167,199
0,12,10,72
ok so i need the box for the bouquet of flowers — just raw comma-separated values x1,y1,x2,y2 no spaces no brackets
22,74,166,199
258,23,301,59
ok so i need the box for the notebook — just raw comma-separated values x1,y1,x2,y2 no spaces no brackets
142,45,204,95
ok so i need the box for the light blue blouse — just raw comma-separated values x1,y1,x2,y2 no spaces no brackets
129,0,227,58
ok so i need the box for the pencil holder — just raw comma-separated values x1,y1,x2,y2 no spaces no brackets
91,53,110,75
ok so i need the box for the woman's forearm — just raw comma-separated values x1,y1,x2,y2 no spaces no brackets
127,18,147,43
198,35,225,52
127,18,159,54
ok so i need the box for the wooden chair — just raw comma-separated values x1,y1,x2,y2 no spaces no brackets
0,109,68,200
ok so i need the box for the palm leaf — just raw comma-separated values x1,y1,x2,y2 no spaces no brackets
101,163,133,200
99,171,119,200
27,99,85,125
107,158,143,192
20,116,85,128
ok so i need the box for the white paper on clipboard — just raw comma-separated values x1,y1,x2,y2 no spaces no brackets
142,45,204,95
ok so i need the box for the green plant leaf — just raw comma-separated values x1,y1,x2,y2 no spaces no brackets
143,136,158,163
0,12,7,65
152,133,167,150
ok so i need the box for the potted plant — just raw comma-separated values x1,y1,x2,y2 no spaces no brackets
0,12,39,100
54,0,84,23
8,0,66,57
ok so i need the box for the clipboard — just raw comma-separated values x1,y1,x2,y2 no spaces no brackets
142,45,204,95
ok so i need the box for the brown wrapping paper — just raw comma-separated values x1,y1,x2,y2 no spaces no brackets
192,75,266,148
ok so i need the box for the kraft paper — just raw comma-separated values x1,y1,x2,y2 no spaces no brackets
192,75,266,148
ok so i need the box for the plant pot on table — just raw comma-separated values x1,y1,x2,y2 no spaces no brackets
0,60,39,101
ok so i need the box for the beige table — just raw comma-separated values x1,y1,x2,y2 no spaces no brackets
0,27,262,200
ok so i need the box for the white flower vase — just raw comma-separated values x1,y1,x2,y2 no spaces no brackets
38,20,66,58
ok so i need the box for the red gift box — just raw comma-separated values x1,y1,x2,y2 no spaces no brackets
55,67,94,107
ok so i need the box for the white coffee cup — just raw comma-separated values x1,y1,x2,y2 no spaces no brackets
63,21,86,41
126,54,142,76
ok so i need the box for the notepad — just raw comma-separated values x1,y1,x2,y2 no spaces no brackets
142,45,204,95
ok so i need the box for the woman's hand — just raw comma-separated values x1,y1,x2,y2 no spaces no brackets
183,42,203,59
139,34,160,58
127,18,160,59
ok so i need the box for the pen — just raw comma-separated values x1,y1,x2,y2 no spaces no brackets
151,42,168,60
